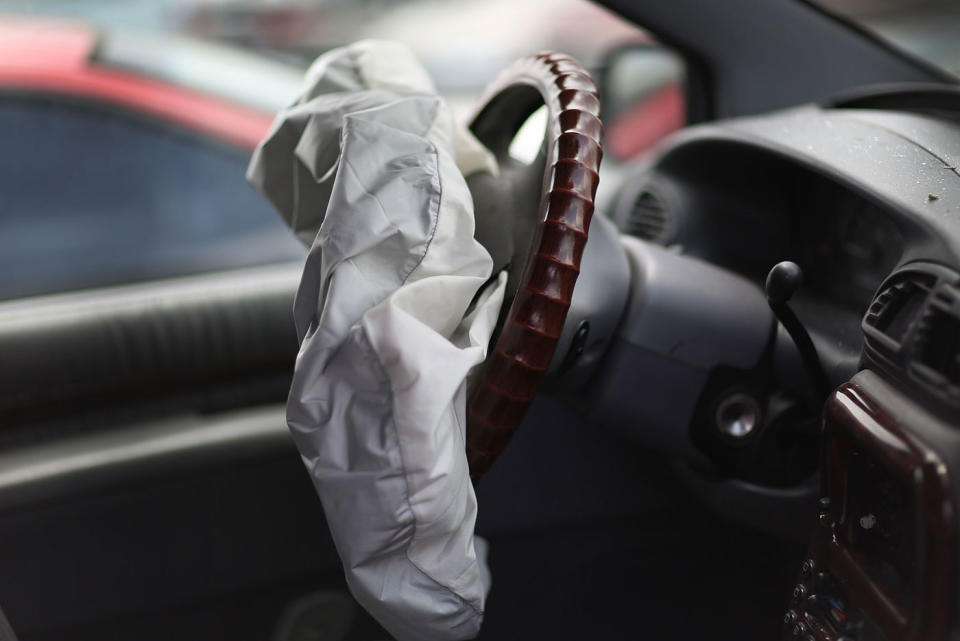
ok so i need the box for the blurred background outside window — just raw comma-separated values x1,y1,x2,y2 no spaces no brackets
813,0,960,77
0,0,682,301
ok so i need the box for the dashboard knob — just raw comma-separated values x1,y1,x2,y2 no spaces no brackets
765,261,803,304
764,260,829,397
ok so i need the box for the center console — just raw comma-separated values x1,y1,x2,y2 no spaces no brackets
783,371,957,641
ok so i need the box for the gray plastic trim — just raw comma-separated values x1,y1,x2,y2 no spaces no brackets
549,213,631,389
671,463,820,541
615,236,772,370
0,405,291,512
586,236,774,462
601,0,949,119
0,263,301,424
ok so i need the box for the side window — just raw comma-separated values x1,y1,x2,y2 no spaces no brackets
0,96,304,301
599,44,687,161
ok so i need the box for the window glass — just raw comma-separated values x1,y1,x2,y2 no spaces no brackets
811,0,960,78
0,0,689,302
0,97,304,300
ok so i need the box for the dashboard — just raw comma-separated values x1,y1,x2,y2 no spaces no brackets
604,101,960,641
610,105,959,385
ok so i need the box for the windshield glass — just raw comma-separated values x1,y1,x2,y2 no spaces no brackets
0,0,650,116
812,0,960,78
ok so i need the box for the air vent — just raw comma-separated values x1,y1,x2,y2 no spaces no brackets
863,263,960,411
625,189,674,245
910,285,960,398
863,274,935,348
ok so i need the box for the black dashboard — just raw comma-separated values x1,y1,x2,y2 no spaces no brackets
604,102,960,641
609,105,960,384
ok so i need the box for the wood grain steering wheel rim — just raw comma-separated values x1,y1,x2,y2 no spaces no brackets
466,52,603,478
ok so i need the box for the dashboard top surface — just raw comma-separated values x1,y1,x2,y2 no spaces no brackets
610,104,960,389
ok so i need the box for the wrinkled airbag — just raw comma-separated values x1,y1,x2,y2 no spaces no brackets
247,40,504,641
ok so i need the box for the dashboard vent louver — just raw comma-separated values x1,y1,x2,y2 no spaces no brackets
862,263,960,411
863,274,935,347
625,189,673,244
910,285,960,398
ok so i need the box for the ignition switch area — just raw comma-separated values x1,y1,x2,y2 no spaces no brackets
586,236,819,485
715,393,762,440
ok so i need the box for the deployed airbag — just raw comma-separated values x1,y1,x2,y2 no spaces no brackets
247,41,504,641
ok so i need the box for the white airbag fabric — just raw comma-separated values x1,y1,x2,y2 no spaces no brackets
247,41,504,641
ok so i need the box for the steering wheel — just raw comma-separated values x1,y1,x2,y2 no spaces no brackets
465,52,603,477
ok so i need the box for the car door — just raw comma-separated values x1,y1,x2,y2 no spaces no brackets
0,92,304,300
0,93,350,641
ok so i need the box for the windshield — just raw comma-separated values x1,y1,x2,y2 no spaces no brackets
0,0,649,117
812,0,960,78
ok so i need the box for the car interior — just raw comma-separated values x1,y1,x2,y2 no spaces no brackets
1,1,959,640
